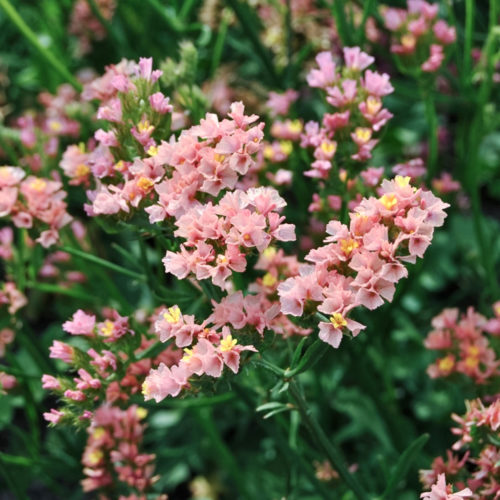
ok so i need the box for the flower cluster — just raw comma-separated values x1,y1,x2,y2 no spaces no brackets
163,187,295,288
420,473,472,500
420,398,500,497
81,404,160,498
302,46,393,178
42,308,181,423
142,304,257,402
425,306,500,384
382,0,456,73
0,281,27,314
279,176,448,348
0,166,72,247
69,0,117,56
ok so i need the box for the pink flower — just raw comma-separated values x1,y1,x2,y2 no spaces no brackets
307,52,337,89
420,473,472,500
343,47,374,71
43,408,65,424
63,309,96,336
49,340,75,363
41,374,61,390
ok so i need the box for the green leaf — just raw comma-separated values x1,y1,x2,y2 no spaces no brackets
381,434,429,499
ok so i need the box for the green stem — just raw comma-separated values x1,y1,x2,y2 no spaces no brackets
194,407,250,499
60,246,146,281
289,380,369,500
0,0,82,91
210,10,230,77
463,0,474,85
421,88,438,182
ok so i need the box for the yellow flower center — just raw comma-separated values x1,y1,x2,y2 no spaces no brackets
394,175,411,188
99,320,115,337
30,178,47,191
75,164,90,177
214,153,226,162
354,127,372,143
114,160,126,171
136,407,148,420
163,306,181,324
147,145,158,156
262,246,277,259
320,141,337,155
288,120,303,134
330,313,347,329
366,96,382,115
380,193,397,210
262,272,277,287
137,120,154,134
220,335,238,352
137,176,154,191
280,140,293,155
182,348,194,362
92,427,106,440
49,120,62,132
438,355,455,373
465,356,479,369
340,238,359,256
88,449,103,465
263,145,274,160
401,33,416,49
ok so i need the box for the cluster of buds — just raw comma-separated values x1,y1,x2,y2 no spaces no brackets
0,281,27,314
0,327,16,393
420,397,500,497
11,84,88,173
0,166,72,247
69,0,117,56
81,404,160,497
302,47,394,179
142,303,257,402
42,308,181,424
163,187,295,288
425,305,500,384
278,177,448,348
382,0,456,73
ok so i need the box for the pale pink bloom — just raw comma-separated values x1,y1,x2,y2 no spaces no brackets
142,362,188,402
434,20,456,44
64,389,86,401
420,473,472,500
278,265,324,316
343,47,374,71
362,70,394,97
43,408,65,424
326,79,358,107
74,368,101,390
0,371,16,391
94,129,118,147
422,44,445,72
149,92,172,114
49,340,75,363
266,89,299,116
63,309,96,336
307,52,337,89
41,374,61,390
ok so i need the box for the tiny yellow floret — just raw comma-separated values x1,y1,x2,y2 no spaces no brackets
92,427,106,440
136,407,148,420
75,164,90,177
30,178,47,191
340,238,359,256
288,120,303,134
438,355,455,373
262,272,277,287
263,145,274,160
320,141,337,155
354,127,372,143
330,313,347,329
100,320,115,337
366,96,382,115
280,140,293,156
163,306,181,324
137,120,154,134
88,449,103,465
137,176,154,191
380,193,397,210
182,348,194,362
214,153,226,162
262,246,277,259
394,175,411,188
220,335,238,352
147,145,158,156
